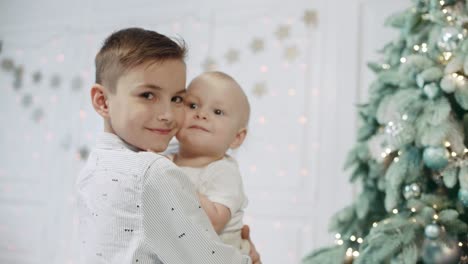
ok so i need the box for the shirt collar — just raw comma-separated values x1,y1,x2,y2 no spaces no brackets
95,132,141,152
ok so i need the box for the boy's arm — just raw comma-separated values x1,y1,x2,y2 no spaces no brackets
197,192,231,233
140,158,251,264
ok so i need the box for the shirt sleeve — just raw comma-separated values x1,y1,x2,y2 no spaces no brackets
140,157,251,264
200,160,246,215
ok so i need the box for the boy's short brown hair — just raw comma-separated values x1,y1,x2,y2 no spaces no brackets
95,27,187,92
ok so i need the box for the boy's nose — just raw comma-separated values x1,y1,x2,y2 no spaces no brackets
157,103,174,122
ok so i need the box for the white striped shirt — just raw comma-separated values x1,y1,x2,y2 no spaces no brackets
76,132,251,264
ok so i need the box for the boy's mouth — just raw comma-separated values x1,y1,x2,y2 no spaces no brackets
147,128,173,135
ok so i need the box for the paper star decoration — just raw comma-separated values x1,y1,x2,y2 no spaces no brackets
284,45,300,61
225,49,239,64
32,71,42,83
252,82,268,98
202,57,218,71
250,38,265,53
71,76,84,91
275,25,290,41
302,10,318,27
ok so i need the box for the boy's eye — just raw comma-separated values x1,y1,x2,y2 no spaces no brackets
214,109,224,116
189,103,198,109
141,92,154,100
171,96,184,104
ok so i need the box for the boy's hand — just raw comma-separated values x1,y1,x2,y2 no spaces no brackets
241,225,261,264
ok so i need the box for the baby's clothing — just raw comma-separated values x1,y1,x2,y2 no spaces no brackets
171,155,250,254
76,132,251,264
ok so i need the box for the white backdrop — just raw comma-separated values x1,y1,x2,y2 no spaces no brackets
0,0,409,263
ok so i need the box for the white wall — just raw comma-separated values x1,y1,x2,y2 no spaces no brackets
0,0,408,263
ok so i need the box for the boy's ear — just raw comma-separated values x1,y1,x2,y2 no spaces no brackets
90,84,110,118
230,128,247,149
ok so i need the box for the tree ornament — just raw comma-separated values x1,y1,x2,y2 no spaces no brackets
421,226,461,264
437,26,464,52
459,189,468,206
403,183,422,200
384,120,415,149
423,83,441,99
423,146,449,170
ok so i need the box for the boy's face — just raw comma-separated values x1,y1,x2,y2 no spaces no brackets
104,59,186,152
176,77,247,156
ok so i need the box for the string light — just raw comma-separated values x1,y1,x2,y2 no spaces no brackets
350,235,356,242
445,141,451,147
392,209,399,214
402,114,408,120
346,248,353,256
433,214,439,220
451,152,457,157
439,0,445,5
413,45,420,51
382,64,390,69
357,238,363,244
352,251,360,257
459,242,463,247
394,157,400,163
372,222,378,227
335,233,341,239
411,207,416,213
421,43,428,53
337,239,344,245
400,57,407,63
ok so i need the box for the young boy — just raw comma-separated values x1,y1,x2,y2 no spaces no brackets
76,28,260,264
169,71,251,254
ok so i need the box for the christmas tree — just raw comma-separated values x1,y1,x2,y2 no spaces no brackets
303,0,468,263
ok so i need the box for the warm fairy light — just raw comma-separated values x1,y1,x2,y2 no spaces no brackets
393,209,399,214
433,204,438,209
402,114,408,120
385,148,392,154
357,238,363,244
381,153,387,158
400,57,407,63
353,251,360,257
451,152,457,157
445,141,451,147
413,45,420,51
337,239,344,245
447,16,453,22
398,150,402,155
394,157,400,163
457,75,465,81
412,218,417,223
421,43,428,53
411,208,416,213
346,248,353,256
335,233,341,239
464,148,468,153
458,33,464,39
382,64,390,69
373,222,378,227
440,0,445,5
443,52,453,60
350,235,356,242
452,73,459,78
433,214,439,220
442,9,448,14
459,242,463,247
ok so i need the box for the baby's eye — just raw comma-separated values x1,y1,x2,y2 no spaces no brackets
189,103,198,109
141,92,154,100
171,96,184,104
214,109,224,116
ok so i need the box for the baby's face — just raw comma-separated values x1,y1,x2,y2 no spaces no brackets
176,77,247,156
105,59,186,152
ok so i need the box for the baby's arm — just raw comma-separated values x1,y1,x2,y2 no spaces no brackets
140,157,251,264
197,192,231,233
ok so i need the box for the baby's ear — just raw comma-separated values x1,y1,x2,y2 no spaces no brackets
230,128,247,149
91,84,110,118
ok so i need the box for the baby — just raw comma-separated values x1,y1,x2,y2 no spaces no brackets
170,71,251,254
